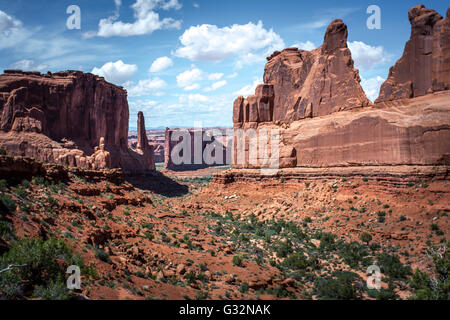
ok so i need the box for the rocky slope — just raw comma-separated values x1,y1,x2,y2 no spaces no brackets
0,70,154,172
0,156,448,300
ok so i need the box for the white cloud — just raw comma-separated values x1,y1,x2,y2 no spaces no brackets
0,10,21,35
291,40,316,51
176,67,203,88
125,77,167,97
348,41,390,70
205,80,227,92
208,73,224,81
184,83,201,91
88,0,182,38
234,78,261,96
0,10,31,50
360,76,385,102
91,60,138,84
193,3,200,8
174,21,284,66
179,93,211,107
227,72,238,79
149,56,173,72
9,59,46,71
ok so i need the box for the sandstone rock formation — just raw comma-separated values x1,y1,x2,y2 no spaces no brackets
234,19,370,125
0,70,155,172
232,6,450,170
376,5,450,102
133,111,155,171
164,128,230,171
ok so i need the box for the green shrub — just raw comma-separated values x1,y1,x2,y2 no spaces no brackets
359,233,372,245
0,238,83,299
239,282,249,293
367,288,399,300
232,255,243,267
94,247,112,264
338,242,370,268
283,252,310,270
314,271,363,300
0,194,16,214
0,148,6,156
274,240,293,258
377,253,412,281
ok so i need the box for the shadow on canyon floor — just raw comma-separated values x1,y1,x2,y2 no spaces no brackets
124,171,189,197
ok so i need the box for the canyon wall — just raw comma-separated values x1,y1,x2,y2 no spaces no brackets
232,5,450,170
0,70,154,172
376,5,450,102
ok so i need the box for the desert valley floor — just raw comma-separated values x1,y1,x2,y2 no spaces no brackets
1,161,448,300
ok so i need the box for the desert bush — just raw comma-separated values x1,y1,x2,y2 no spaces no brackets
359,232,372,245
377,253,412,281
283,252,310,271
314,271,363,300
0,194,16,215
0,238,84,299
232,255,243,267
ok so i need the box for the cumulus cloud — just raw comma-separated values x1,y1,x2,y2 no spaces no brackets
291,40,316,51
91,60,138,84
87,0,182,38
176,67,203,88
179,93,211,107
208,73,224,81
0,10,31,50
125,77,167,97
234,78,261,96
348,41,390,70
360,76,385,102
149,56,173,72
174,21,284,67
183,83,201,91
204,80,227,92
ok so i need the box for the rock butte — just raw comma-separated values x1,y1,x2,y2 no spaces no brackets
231,5,450,171
0,70,154,173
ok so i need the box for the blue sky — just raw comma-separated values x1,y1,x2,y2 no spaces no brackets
0,0,448,129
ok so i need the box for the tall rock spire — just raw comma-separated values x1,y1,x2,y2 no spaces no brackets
375,5,449,102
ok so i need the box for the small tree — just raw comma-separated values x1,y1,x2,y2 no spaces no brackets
360,232,372,245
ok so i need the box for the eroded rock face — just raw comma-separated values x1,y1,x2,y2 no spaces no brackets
232,6,450,170
376,5,450,102
234,19,370,125
0,70,154,172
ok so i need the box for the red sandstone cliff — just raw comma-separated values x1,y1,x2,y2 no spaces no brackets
0,70,154,172
376,5,450,102
234,19,370,126
232,6,450,170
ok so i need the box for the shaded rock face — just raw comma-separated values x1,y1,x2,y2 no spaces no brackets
234,19,369,125
376,5,450,102
134,111,155,171
0,70,154,172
